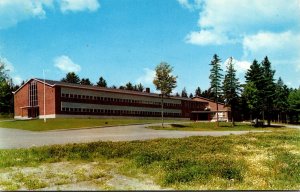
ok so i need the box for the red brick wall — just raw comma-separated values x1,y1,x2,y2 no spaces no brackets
14,80,56,117
36,81,56,115
192,97,229,111
14,83,29,117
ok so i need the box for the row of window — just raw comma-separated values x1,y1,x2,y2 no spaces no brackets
61,107,181,117
61,93,181,107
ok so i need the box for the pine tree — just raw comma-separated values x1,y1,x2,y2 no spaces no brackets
136,83,144,92
209,54,223,126
125,82,134,90
189,93,194,98
97,77,107,87
195,87,201,97
61,72,80,84
244,59,264,122
181,87,188,97
223,57,240,126
80,78,92,85
274,77,289,123
261,56,276,126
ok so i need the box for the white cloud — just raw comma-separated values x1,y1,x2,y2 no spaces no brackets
243,31,300,70
185,30,230,45
12,76,23,85
0,0,53,29
136,68,155,85
60,0,100,13
0,57,14,72
177,0,202,10
184,0,300,46
54,55,81,73
0,0,100,29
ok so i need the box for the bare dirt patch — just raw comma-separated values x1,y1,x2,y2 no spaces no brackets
0,161,168,190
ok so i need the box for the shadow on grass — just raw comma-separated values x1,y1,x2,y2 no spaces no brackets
170,124,189,128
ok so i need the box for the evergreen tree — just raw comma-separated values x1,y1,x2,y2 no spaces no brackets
189,93,194,98
274,77,289,123
125,82,134,90
153,62,177,127
288,88,300,123
110,85,117,89
80,78,92,85
244,59,264,122
209,54,223,126
223,57,240,126
175,92,180,97
61,72,80,84
195,87,201,97
181,87,188,97
261,56,276,126
96,77,107,87
136,83,144,92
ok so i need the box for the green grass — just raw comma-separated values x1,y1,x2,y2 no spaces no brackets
0,118,185,131
148,122,282,131
0,128,299,190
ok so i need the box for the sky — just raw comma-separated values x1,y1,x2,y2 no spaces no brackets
0,0,299,95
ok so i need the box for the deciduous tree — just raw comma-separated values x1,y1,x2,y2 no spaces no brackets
153,62,177,127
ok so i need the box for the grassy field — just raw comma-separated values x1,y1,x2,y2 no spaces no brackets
0,118,185,131
0,128,299,190
148,122,281,131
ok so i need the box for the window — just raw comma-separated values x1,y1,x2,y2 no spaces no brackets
29,81,38,106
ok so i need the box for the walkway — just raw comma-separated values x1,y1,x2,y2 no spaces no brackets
0,123,268,149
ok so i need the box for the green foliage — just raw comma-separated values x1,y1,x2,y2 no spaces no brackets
97,76,107,87
181,87,188,97
61,72,80,84
80,78,93,85
223,57,241,125
195,87,201,97
288,88,300,112
153,62,177,96
209,54,223,101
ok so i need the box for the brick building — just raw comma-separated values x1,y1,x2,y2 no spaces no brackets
13,78,230,121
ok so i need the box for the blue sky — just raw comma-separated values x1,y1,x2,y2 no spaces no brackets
0,0,299,95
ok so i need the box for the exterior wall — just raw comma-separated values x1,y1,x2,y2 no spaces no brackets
36,81,56,117
14,83,29,117
59,87,183,117
14,79,56,119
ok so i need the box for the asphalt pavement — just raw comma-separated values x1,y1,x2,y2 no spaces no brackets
0,123,273,149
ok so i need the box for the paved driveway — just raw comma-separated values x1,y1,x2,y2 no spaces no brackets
0,124,268,149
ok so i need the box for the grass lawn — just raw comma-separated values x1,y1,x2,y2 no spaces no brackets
0,128,299,190
148,122,281,131
0,118,185,131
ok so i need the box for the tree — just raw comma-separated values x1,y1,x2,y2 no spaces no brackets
175,92,180,97
189,93,194,98
0,61,14,113
96,77,107,87
288,88,300,123
195,87,201,97
110,85,117,89
181,87,188,97
61,72,80,84
80,78,92,85
209,54,223,126
261,56,276,126
153,62,177,127
136,83,144,92
223,57,240,126
274,77,289,123
244,59,264,123
125,82,134,90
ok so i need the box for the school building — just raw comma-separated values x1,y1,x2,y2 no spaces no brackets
13,78,230,121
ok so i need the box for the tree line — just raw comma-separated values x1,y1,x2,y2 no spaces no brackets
0,56,299,125
60,72,145,92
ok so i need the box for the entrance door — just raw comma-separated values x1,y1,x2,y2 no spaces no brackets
28,107,39,118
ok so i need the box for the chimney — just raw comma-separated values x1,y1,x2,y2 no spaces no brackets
145,87,150,93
